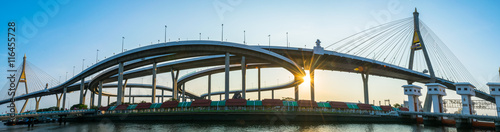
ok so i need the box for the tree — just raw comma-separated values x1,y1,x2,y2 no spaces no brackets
282,97,294,101
70,104,88,110
90,106,98,110
393,103,401,108
140,100,146,103
36,106,61,112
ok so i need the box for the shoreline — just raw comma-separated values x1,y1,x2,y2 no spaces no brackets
67,111,417,125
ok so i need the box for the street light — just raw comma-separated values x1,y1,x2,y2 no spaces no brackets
268,35,271,52
286,32,289,48
96,49,99,63
82,59,85,71
221,24,224,43
164,25,167,43
122,37,125,53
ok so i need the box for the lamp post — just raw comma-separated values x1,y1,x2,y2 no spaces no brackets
221,24,224,43
96,49,99,63
82,59,85,71
164,25,167,42
268,35,271,52
244,30,246,45
286,32,288,48
122,37,125,53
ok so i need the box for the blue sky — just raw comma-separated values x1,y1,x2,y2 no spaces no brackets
1,0,499,114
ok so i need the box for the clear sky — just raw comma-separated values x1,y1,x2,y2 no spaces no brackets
1,0,499,114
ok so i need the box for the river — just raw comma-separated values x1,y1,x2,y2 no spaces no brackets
0,121,472,132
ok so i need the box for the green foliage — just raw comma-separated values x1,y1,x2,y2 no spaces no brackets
70,104,88,110
282,97,294,101
109,101,117,106
90,106,98,110
168,98,178,101
393,103,401,108
140,100,146,103
36,106,61,112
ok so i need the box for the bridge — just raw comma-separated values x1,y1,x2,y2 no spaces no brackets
1,9,499,129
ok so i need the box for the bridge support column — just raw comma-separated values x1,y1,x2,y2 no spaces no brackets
272,90,274,99
241,56,246,99
310,70,315,102
82,89,87,105
35,97,41,111
62,87,67,110
122,79,128,103
80,78,85,104
402,85,422,112
107,96,110,106
56,93,62,109
454,82,476,115
295,85,299,101
225,52,230,100
152,62,157,103
425,83,446,113
171,68,179,100
20,100,28,113
128,87,131,104
359,67,370,104
258,67,261,100
487,82,500,116
90,92,94,108
161,90,164,102
208,74,211,100
422,83,447,126
98,81,102,107
182,84,186,102
117,62,124,105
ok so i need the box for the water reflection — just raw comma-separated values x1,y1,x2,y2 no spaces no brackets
0,121,482,132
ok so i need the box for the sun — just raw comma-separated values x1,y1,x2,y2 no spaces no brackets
302,70,311,85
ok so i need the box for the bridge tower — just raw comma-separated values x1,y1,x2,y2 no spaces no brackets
425,83,447,113
402,84,422,112
454,82,476,115
13,55,30,113
408,8,438,112
487,82,500,116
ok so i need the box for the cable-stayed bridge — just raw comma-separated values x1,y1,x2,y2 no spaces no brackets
0,9,495,117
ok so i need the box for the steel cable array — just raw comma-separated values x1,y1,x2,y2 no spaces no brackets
325,17,488,92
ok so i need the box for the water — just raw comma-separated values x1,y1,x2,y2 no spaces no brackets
0,122,469,132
